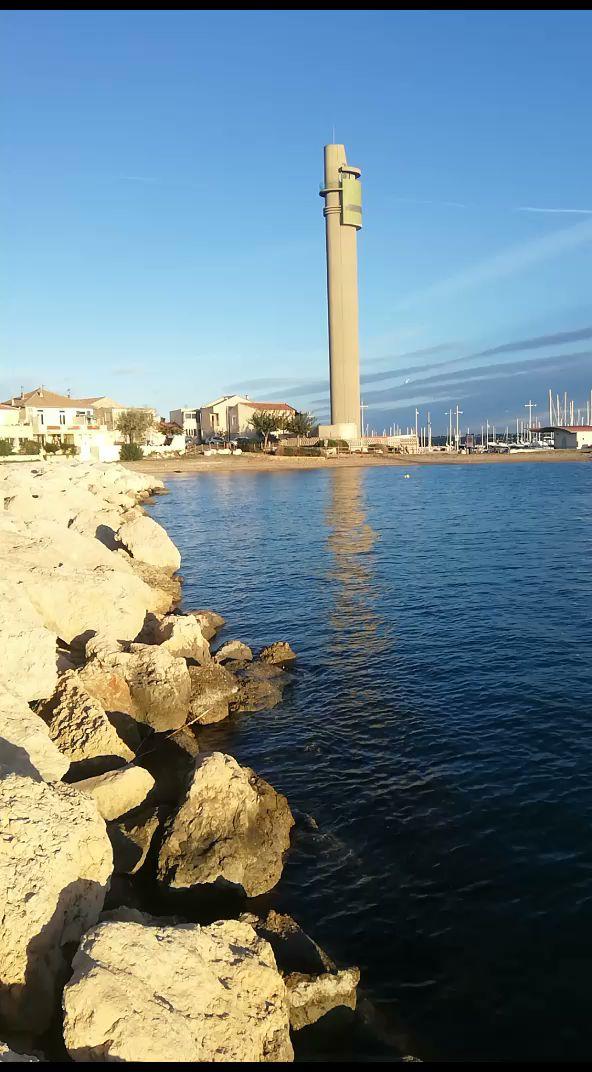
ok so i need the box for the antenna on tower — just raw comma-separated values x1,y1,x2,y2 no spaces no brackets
332,123,336,144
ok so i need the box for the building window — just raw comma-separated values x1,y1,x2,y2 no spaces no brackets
59,410,66,425
37,410,44,425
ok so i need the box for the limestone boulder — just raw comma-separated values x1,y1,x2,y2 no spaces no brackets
84,638,192,732
187,662,239,725
20,565,158,649
107,806,162,875
0,688,69,782
83,633,128,667
69,507,127,550
116,554,181,612
116,514,181,573
214,640,253,664
123,647,192,731
0,583,57,702
241,909,336,975
232,662,288,713
39,673,134,776
62,915,293,1062
73,765,155,821
77,662,139,722
3,483,98,527
241,910,360,1030
284,969,360,1030
186,609,225,641
258,641,297,667
157,752,294,896
0,773,112,1034
13,517,134,576
140,612,210,664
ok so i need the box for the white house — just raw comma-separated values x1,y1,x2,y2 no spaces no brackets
170,407,200,438
0,387,158,454
553,426,592,450
199,395,296,440
0,388,95,446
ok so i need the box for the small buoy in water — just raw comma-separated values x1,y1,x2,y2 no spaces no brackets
404,473,411,478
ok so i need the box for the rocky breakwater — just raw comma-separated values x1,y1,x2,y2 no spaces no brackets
0,459,360,1062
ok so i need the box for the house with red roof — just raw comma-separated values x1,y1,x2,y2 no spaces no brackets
199,394,296,441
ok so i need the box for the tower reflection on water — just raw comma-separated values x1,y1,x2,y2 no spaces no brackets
324,468,389,662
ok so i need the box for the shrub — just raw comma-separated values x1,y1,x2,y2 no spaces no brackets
0,439,13,456
236,439,262,453
120,442,144,461
44,441,62,454
326,439,350,449
19,439,41,455
279,445,323,457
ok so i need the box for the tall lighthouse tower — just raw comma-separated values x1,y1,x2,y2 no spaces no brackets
319,143,363,442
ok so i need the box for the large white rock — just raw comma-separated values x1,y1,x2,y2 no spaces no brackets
0,463,171,653
69,506,131,550
158,753,294,896
141,612,210,664
73,765,155,821
214,639,253,664
187,662,239,725
0,582,58,702
19,566,156,648
62,915,293,1062
77,660,139,721
2,517,134,576
86,639,191,732
0,688,69,782
240,910,361,1031
114,553,180,614
117,515,181,573
125,647,192,731
187,608,226,641
108,807,161,875
284,968,360,1030
39,672,134,773
0,773,112,1033
2,483,98,526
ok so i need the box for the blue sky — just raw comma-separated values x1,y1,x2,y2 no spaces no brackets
2,9,592,432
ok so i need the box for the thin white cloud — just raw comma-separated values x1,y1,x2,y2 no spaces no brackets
121,175,160,184
391,198,592,216
397,215,592,310
517,206,592,215
392,197,467,208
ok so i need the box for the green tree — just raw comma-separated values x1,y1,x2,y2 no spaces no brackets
287,411,316,443
115,409,154,445
248,410,280,451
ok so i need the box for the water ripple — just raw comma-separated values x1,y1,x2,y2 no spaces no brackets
150,462,592,1062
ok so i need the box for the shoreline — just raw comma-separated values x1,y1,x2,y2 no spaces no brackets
0,459,382,1063
126,448,591,476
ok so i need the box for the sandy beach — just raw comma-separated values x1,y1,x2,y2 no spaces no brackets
126,449,591,477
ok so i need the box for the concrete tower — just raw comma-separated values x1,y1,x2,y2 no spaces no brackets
319,143,363,441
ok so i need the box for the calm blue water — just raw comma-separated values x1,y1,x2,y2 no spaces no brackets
149,462,592,1062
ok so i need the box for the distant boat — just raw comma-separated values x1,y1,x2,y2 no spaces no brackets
508,441,552,452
